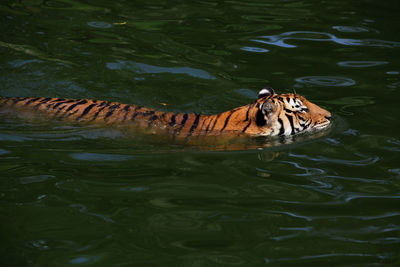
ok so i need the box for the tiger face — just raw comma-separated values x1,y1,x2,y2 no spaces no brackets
254,87,331,136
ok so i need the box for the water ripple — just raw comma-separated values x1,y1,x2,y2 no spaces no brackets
0,148,10,155
332,26,371,33
344,194,400,202
289,153,379,166
8,59,43,68
0,133,32,142
324,175,387,184
87,21,112,29
267,207,400,223
70,203,115,223
280,161,325,176
337,61,388,68
106,60,216,80
266,253,387,264
265,210,312,222
70,256,100,264
388,169,400,176
387,71,400,75
295,76,355,87
70,152,134,161
20,175,55,184
240,46,269,53
252,31,400,48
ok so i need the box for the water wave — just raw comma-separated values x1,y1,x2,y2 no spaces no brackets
106,60,216,80
70,152,134,161
240,46,269,53
266,252,386,264
337,61,388,68
0,148,10,155
252,31,400,48
70,203,115,223
323,175,387,184
332,26,371,33
87,21,112,29
20,175,55,184
289,153,379,166
295,76,356,87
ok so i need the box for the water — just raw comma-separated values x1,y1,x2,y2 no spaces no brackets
1,0,399,266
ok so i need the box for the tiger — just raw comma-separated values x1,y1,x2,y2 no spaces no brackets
0,87,331,138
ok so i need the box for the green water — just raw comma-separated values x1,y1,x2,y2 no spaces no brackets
1,0,400,266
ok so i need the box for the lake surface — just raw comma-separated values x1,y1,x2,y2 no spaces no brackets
1,0,399,266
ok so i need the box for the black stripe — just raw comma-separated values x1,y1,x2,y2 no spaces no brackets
104,104,121,119
181,114,188,125
147,115,158,127
205,115,217,133
76,103,97,120
46,98,66,109
283,107,294,113
220,111,235,132
33,98,53,110
242,120,251,133
210,114,221,132
10,97,28,107
256,109,266,126
278,118,285,135
172,113,189,136
51,102,64,109
130,106,144,121
244,104,254,121
52,99,76,109
156,113,167,127
122,105,131,121
299,119,311,128
13,97,27,103
24,97,41,106
65,108,80,118
45,98,62,109
65,100,88,112
298,115,306,122
169,114,176,126
137,111,155,123
198,116,207,132
286,114,295,135
188,114,200,136
54,105,67,117
90,102,110,121
143,111,155,117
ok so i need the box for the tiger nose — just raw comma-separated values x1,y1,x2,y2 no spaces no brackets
325,115,331,121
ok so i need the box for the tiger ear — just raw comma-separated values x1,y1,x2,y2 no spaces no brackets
258,87,275,99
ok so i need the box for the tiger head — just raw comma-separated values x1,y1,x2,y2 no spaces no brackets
253,87,331,136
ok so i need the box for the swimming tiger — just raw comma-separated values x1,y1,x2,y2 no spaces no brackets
0,87,331,137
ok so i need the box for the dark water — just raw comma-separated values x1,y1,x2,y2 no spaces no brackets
1,0,400,266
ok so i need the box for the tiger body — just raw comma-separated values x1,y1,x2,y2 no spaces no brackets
0,87,331,137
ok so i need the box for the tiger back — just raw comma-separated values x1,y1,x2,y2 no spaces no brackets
0,87,331,137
